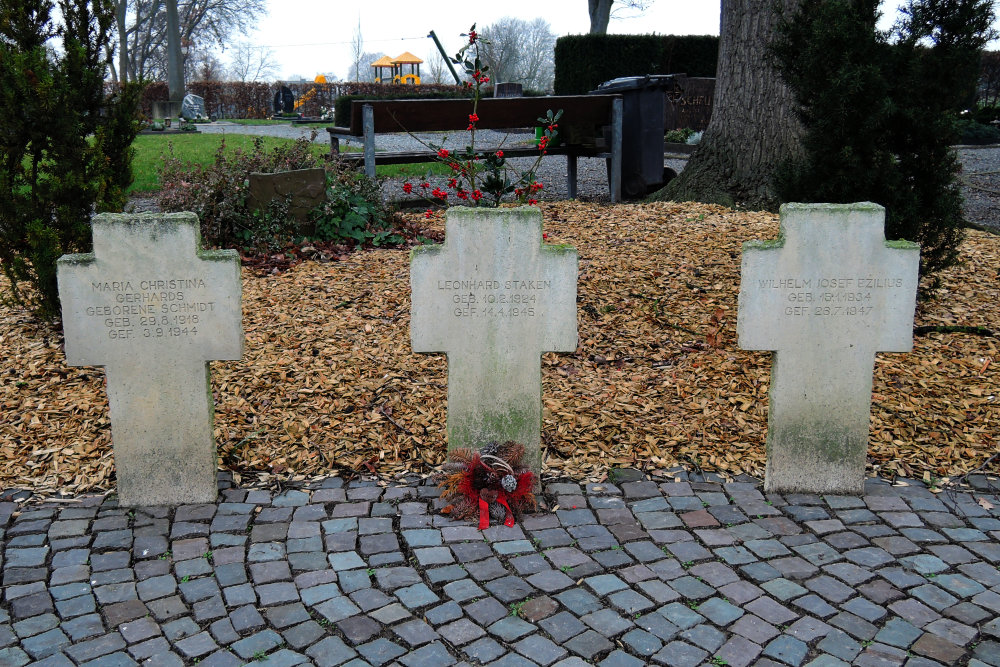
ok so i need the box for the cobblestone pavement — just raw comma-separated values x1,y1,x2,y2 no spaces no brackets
2,471,999,667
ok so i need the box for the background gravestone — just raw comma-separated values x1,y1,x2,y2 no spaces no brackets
57,213,242,506
410,207,578,474
181,93,206,120
274,86,295,114
247,168,327,235
737,203,920,494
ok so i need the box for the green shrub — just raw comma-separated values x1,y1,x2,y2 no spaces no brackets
157,133,405,250
664,128,696,143
310,171,403,247
95,81,146,211
972,105,1000,124
0,0,140,319
157,135,320,248
956,118,1000,144
772,0,995,288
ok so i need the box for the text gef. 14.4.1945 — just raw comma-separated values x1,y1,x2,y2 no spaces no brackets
437,278,552,319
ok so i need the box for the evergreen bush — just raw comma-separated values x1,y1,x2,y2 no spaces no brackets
772,0,996,288
0,0,142,318
956,118,1000,143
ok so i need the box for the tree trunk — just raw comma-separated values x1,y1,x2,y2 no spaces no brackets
649,0,805,210
589,0,612,34
116,0,128,84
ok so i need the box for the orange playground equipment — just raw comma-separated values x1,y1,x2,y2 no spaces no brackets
372,52,423,84
293,75,327,111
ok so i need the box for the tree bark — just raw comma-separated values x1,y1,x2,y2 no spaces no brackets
649,0,804,210
116,0,128,84
589,0,612,34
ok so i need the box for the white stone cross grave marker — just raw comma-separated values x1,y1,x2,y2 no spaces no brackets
738,203,920,494
57,213,242,506
410,207,577,473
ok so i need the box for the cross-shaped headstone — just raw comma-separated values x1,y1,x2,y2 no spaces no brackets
410,207,578,474
57,213,242,506
737,203,920,494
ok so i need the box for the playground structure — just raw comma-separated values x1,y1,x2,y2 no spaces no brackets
372,52,423,84
293,75,327,111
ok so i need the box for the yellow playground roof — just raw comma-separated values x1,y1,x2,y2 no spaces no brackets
391,52,423,65
371,56,395,68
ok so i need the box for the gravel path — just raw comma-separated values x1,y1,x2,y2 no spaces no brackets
143,122,1000,233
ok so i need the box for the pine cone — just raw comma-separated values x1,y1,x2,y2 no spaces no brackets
489,502,507,522
501,474,518,493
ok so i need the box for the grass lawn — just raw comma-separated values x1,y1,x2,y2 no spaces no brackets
130,133,449,194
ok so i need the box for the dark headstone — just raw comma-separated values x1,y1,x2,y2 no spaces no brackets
181,94,206,120
494,82,523,98
664,77,714,131
273,86,295,114
247,168,327,235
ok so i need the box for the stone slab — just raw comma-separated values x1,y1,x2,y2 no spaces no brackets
57,213,243,506
737,203,919,494
410,206,577,472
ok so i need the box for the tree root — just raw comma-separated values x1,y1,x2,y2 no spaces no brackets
913,324,996,337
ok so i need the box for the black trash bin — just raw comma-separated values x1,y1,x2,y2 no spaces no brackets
592,75,677,197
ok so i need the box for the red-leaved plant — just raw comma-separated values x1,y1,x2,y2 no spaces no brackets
403,24,562,215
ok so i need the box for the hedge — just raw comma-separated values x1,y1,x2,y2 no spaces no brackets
135,81,466,119
554,34,719,95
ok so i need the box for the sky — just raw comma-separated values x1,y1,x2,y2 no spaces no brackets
248,0,914,82
248,1,718,82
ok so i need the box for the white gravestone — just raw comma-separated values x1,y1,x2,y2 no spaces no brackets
57,213,243,506
737,203,920,494
410,207,578,474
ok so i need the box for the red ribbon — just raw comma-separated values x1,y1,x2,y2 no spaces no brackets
497,491,514,527
478,495,489,530
476,491,515,529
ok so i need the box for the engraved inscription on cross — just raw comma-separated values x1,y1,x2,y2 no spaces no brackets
57,213,243,507
410,207,578,474
737,203,920,495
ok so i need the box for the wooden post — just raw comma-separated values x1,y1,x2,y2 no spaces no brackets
610,97,623,203
363,104,376,179
567,155,578,200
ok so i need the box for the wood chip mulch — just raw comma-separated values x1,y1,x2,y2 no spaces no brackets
1,201,997,498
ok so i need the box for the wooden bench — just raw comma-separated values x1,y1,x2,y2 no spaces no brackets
326,96,624,202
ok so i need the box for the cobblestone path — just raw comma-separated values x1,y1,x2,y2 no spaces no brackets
1,471,999,666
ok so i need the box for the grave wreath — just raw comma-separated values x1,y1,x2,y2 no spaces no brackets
438,441,537,529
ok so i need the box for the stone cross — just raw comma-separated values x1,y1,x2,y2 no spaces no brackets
737,203,920,495
410,207,578,474
57,213,242,506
